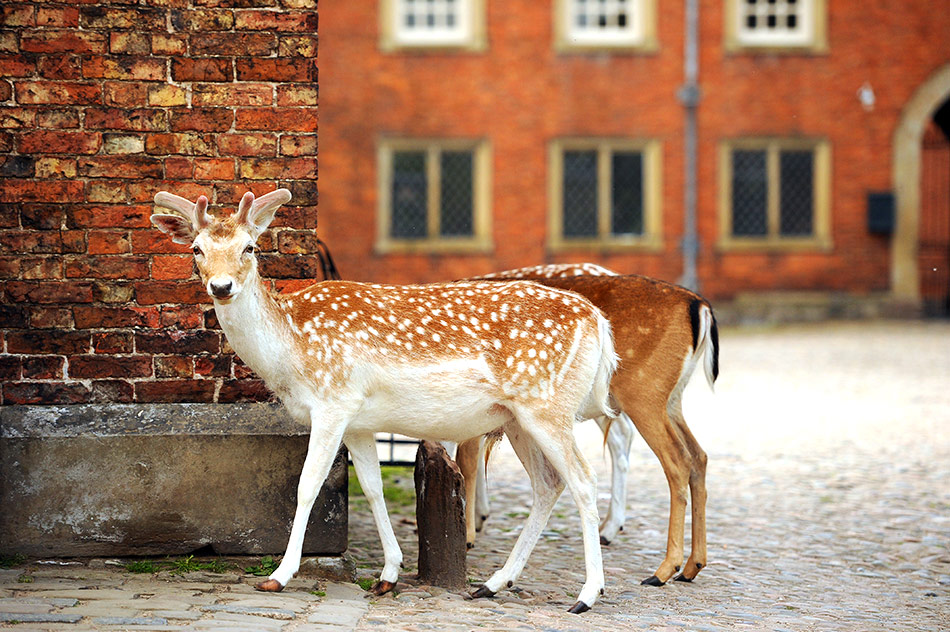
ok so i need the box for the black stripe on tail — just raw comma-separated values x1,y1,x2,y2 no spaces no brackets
689,298,720,383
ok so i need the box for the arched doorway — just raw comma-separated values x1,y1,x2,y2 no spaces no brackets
919,102,950,315
892,63,950,308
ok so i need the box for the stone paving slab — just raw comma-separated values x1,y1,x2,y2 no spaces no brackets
1,322,948,631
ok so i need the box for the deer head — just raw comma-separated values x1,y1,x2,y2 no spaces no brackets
151,189,293,301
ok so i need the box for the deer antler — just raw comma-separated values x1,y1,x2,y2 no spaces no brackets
154,192,211,230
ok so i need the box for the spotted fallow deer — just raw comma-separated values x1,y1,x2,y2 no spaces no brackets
457,263,717,586
150,191,619,613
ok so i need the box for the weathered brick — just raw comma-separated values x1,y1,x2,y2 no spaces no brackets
103,134,145,155
171,57,231,82
4,382,90,405
0,54,37,77
192,83,273,107
67,205,152,229
20,204,64,230
35,157,79,179
159,305,204,329
235,10,317,32
218,379,271,402
1,5,36,28
170,8,235,31
110,31,151,55
278,35,318,58
0,107,35,128
147,83,187,107
7,330,90,354
37,55,82,80
93,282,136,305
23,356,65,380
152,254,195,280
236,107,317,132
164,156,193,179
89,380,133,403
277,85,318,107
86,181,128,203
0,355,21,381
0,155,34,177
135,280,210,305
103,81,149,107
135,330,220,355
134,379,215,403
28,306,73,328
77,156,163,179
66,256,150,280
81,6,165,31
154,355,193,378
195,157,235,180
0,304,28,328
258,254,319,278
217,133,278,157
194,354,230,377
87,231,131,255
83,55,165,81
20,257,63,279
4,281,93,304
131,230,193,254
93,332,133,354
169,108,234,132
151,33,187,56
0,256,18,278
0,179,83,202
15,80,101,104
73,305,160,329
36,109,81,129
20,30,107,54
146,132,215,156
37,6,80,28
85,107,167,131
278,230,321,254
236,57,316,82
240,157,317,180
69,355,153,379
191,32,276,57
18,130,101,154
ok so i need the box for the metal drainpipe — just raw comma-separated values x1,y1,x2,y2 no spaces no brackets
678,0,701,291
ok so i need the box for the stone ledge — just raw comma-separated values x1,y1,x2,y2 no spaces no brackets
0,403,347,558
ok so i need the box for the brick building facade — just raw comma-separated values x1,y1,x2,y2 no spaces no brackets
1,1,319,405
319,1,950,310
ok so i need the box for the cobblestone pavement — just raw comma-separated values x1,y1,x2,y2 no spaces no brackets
2,321,949,631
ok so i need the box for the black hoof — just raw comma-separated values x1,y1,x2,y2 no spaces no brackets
641,575,665,587
466,542,474,550
567,601,591,614
370,580,396,596
470,585,495,599
599,535,611,546
673,574,694,583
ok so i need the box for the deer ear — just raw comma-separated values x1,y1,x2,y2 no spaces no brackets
245,188,292,235
151,213,197,244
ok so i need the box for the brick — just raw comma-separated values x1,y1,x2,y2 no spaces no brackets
152,254,195,280
196,0,277,6
67,205,152,229
165,156,193,179
28,306,72,328
136,331,222,356
154,355,193,378
4,281,93,304
0,32,16,53
217,133,278,157
20,257,63,279
235,10,317,32
240,157,317,180
87,231,131,254
92,280,133,304
86,181,128,203
18,131,101,154
104,81,149,107
23,356,65,380
90,380,133,403
236,57,317,82
195,355,230,377
110,32,151,55
170,8,235,31
195,157,235,180
83,55,165,81
159,305,204,329
276,85,318,107
278,35,318,58
36,109,81,129
4,382,91,405
0,82,10,102
277,230,321,254
15,80,101,105
147,83,187,107
218,379,271,402
35,157,79,179
93,332,133,354
65,256,150,280
0,231,61,254
77,156,163,179
69,355,153,379
192,83,273,107
21,205,64,230
236,108,317,132
0,180,83,203
131,230,193,254
103,134,145,155
73,305,160,329
0,304,28,328
0,205,16,228
37,55,82,79
0,155,34,177
169,108,234,132
171,57,231,82
0,256,19,278
258,254,319,278
0,54,37,77
151,33,187,56
1,5,35,28
81,6,165,31
0,355,21,381
85,108,167,131
145,133,215,156
36,6,80,28
191,32,276,57
7,330,90,354
135,280,211,305
0,108,37,128
134,380,215,403
20,30,107,54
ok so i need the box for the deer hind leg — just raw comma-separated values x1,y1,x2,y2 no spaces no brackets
474,435,491,531
345,433,404,594
472,422,564,600
669,400,708,582
595,411,635,545
260,417,345,591
623,398,692,586
456,437,481,548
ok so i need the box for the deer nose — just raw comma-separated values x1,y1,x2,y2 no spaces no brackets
209,280,233,299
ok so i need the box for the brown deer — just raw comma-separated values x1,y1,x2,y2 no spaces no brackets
150,191,618,613
457,263,717,585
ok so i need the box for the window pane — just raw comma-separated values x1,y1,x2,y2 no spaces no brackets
779,150,813,235
731,150,768,236
563,150,598,238
440,151,474,237
610,151,643,235
391,151,428,239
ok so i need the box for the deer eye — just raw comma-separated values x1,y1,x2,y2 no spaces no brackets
243,244,255,255
192,245,203,257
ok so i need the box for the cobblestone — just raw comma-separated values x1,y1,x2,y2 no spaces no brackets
1,321,948,630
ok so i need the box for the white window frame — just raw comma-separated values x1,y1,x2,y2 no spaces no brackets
554,0,657,52
725,0,827,53
380,0,486,52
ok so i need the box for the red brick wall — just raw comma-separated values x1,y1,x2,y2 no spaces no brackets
320,1,950,298
0,1,318,405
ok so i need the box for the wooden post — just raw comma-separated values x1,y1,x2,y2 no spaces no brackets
414,440,467,589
